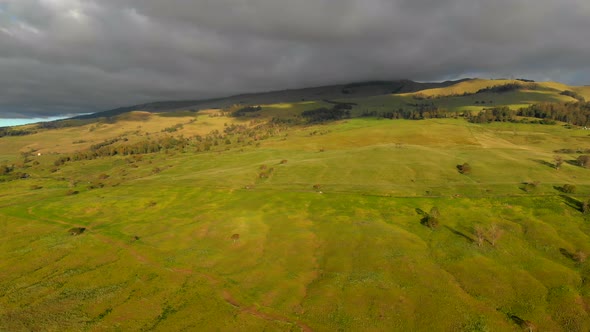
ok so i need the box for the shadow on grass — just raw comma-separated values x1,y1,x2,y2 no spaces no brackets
496,308,537,330
559,194,582,211
560,248,577,261
420,216,429,227
531,159,555,169
444,226,474,244
508,314,536,331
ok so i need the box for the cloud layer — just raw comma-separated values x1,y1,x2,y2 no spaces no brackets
1,0,589,117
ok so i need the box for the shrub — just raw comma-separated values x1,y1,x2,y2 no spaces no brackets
474,225,485,247
457,163,471,175
231,233,240,243
578,155,590,168
573,251,587,263
486,223,503,247
562,184,577,194
68,227,86,235
522,181,540,192
422,207,440,229
425,216,439,229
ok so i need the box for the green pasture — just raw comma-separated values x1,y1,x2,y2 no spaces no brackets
1,79,590,330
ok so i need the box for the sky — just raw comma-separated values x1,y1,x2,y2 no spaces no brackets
1,0,589,119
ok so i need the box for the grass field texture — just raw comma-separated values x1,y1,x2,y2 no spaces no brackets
1,80,590,331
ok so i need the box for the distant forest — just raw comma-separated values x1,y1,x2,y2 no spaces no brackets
468,102,590,126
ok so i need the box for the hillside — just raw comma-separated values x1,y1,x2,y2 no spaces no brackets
69,79,466,120
1,78,590,331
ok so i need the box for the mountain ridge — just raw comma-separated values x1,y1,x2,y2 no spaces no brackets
72,78,471,120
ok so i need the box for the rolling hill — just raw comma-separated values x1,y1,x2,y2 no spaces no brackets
1,78,590,331
70,79,468,120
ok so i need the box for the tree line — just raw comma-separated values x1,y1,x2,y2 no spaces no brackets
53,119,292,166
467,101,590,126
0,127,37,138
301,104,352,123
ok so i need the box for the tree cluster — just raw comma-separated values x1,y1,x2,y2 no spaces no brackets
421,207,440,229
301,107,351,123
466,101,590,126
0,127,36,138
560,90,586,102
53,119,292,167
517,102,590,126
377,105,453,120
475,83,536,94
0,163,29,182
467,107,514,123
232,106,262,117
474,223,503,247
55,136,190,165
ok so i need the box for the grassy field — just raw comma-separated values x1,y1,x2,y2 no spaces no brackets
1,80,590,331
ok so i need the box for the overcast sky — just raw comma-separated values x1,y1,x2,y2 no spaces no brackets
1,0,589,118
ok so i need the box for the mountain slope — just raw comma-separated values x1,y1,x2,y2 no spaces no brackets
73,79,469,120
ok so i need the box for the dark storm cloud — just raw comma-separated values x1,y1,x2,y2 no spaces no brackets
1,0,589,117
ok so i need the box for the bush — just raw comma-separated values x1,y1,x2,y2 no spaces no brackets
562,184,577,194
573,251,587,263
425,216,439,229
486,223,503,247
232,106,262,117
578,155,590,168
457,163,472,175
474,225,485,247
422,207,440,229
231,233,240,243
301,107,349,123
68,227,86,235
522,181,540,192
560,90,586,102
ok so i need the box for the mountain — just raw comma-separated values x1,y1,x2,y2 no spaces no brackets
73,79,469,120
